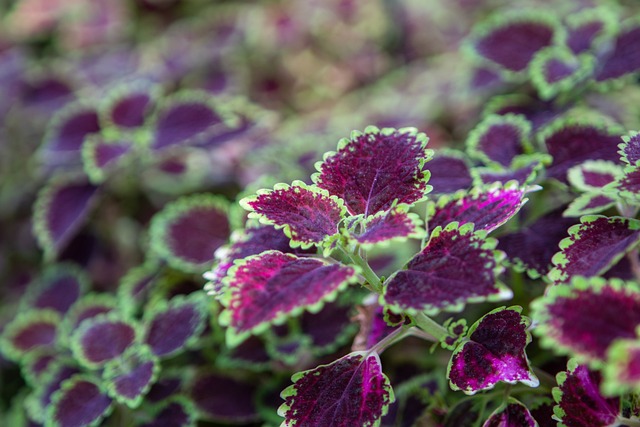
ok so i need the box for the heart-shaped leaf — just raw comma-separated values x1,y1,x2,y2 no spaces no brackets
22,263,89,314
553,359,620,427
594,22,640,84
483,398,538,427
426,181,528,234
384,222,510,316
71,313,138,368
149,194,230,272
279,351,394,427
565,7,616,54
498,206,578,278
1,310,60,361
348,205,425,248
531,277,640,366
466,114,532,168
313,126,432,216
240,181,346,250
103,345,159,408
529,46,594,100
204,224,313,297
567,160,623,192
219,250,358,346
541,116,624,183
143,294,207,358
39,103,101,168
548,215,640,284
82,135,135,184
467,11,559,73
100,81,158,129
190,372,259,423
619,131,640,166
447,307,538,394
563,193,616,217
32,175,100,260
62,293,117,334
47,375,113,427
425,150,473,195
25,361,82,423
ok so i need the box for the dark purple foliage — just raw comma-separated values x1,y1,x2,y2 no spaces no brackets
472,17,556,72
448,308,537,394
542,57,579,83
620,132,640,165
476,162,540,186
498,206,577,276
223,251,356,339
279,352,393,427
144,296,205,358
483,399,537,427
428,184,527,233
384,224,506,314
567,20,605,54
543,122,623,183
106,353,157,405
555,362,620,427
191,373,259,422
73,317,136,366
241,183,344,246
468,116,528,167
426,153,473,195
41,107,101,166
300,301,355,351
595,24,640,82
550,216,640,284
21,77,74,110
3,312,59,357
314,127,430,216
87,138,132,170
27,267,86,314
50,377,112,427
151,99,222,150
352,208,421,246
616,167,640,197
109,92,152,128
141,399,193,427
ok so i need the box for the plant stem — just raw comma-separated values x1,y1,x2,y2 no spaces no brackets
617,417,640,427
370,326,412,354
341,245,384,293
411,312,448,341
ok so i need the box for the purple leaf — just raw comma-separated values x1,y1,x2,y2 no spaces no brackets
71,314,137,368
33,176,100,260
466,114,532,168
566,160,623,191
204,224,312,297
117,261,159,316
498,206,578,277
149,194,230,272
48,375,113,427
474,160,544,187
563,193,616,217
279,351,394,427
301,300,358,355
426,151,473,195
63,293,117,333
103,345,159,408
28,362,81,423
529,46,594,100
531,277,640,365
427,181,528,233
469,12,558,72
349,205,425,247
384,222,509,315
548,215,640,284
313,126,431,216
619,131,640,166
143,294,207,358
610,166,640,204
448,307,538,394
150,91,229,151
1,310,60,361
541,117,624,183
217,335,272,371
485,94,562,130
190,372,259,423
240,181,346,249
82,135,134,183
594,23,640,83
565,8,615,54
483,398,538,427
603,338,640,396
22,350,58,385
220,250,358,346
102,82,157,129
39,104,101,168
553,360,620,427
20,75,74,111
140,397,195,427
22,264,89,314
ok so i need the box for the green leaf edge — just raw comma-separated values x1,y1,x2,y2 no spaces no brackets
60,292,118,341
102,344,160,408
0,309,61,362
529,46,595,101
45,374,113,427
466,114,534,169
347,204,426,250
566,160,624,192
602,335,640,396
20,263,90,314
117,260,161,317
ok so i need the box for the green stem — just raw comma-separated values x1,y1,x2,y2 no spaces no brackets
370,325,413,354
411,312,448,341
341,245,383,293
617,417,640,427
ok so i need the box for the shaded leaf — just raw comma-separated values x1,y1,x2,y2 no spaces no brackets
548,215,640,284
384,222,509,316
22,264,89,314
139,397,196,427
426,150,473,195
219,250,358,346
466,114,532,168
448,307,538,394
103,345,159,408
190,372,259,423
32,176,100,260
149,194,230,272
62,293,117,334
48,375,113,427
117,261,159,316
313,126,431,216
279,351,394,427
531,277,640,365
427,181,528,234
240,181,345,250
553,359,620,427
71,313,138,368
483,398,538,427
